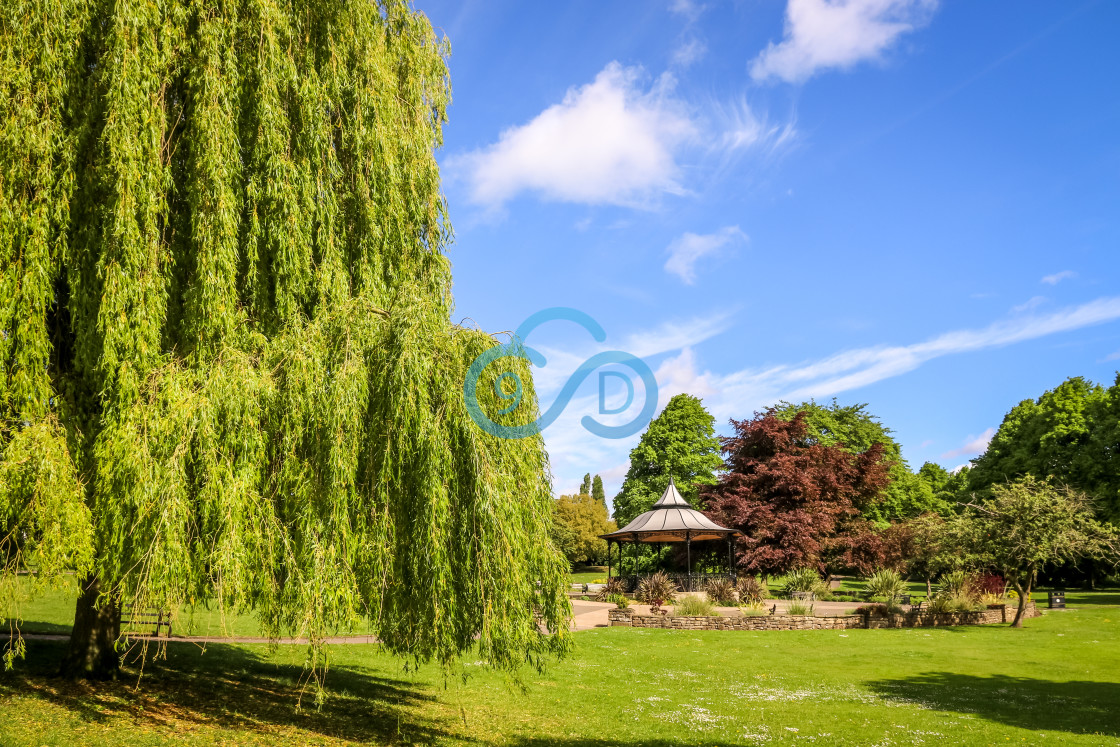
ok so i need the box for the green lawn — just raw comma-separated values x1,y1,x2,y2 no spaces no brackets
569,567,609,586
2,592,1118,745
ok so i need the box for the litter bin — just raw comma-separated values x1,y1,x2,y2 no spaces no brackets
1047,590,1066,609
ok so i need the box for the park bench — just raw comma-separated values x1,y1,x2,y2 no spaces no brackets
790,591,815,602
909,599,924,613
769,604,777,615
120,606,173,637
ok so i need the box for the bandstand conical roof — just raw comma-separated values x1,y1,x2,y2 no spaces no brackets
601,478,740,543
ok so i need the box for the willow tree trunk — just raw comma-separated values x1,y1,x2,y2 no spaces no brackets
60,576,121,679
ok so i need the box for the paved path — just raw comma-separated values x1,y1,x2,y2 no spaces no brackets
21,599,870,644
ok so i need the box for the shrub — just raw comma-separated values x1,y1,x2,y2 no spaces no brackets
865,569,905,600
787,601,814,615
704,578,737,606
927,593,982,614
975,572,1005,597
828,593,860,603
594,577,625,602
855,603,890,616
606,593,629,609
637,571,677,612
783,567,822,595
736,576,768,605
740,605,768,617
675,596,719,616
936,570,980,603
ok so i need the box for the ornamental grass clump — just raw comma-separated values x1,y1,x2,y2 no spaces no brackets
927,594,981,614
594,577,625,602
936,570,980,602
787,601,814,615
736,576,768,605
783,567,827,598
675,596,719,617
704,578,736,606
637,571,677,614
864,569,906,601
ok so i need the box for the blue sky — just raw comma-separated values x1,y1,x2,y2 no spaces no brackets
419,0,1120,503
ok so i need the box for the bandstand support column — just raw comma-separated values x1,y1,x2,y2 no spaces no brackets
686,532,692,592
632,534,640,593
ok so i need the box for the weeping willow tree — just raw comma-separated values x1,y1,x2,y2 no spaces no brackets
0,0,571,680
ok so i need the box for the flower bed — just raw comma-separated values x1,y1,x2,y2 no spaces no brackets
606,602,1040,630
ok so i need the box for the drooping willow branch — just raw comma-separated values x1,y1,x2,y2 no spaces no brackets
0,0,571,685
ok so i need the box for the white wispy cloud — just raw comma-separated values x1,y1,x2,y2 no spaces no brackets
535,296,1120,498
448,63,696,209
664,226,746,284
672,38,708,67
1105,350,1120,362
669,0,704,20
655,346,719,403
1011,295,1047,313
775,297,1120,402
711,97,799,154
941,427,996,459
750,0,938,84
1041,270,1077,285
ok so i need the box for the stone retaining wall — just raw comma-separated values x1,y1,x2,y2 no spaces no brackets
607,602,1039,630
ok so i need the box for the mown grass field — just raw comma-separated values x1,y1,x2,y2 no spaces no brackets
2,587,1118,745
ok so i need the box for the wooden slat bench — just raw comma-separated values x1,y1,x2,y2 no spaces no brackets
120,606,173,637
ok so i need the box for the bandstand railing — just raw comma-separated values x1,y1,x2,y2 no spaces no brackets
618,572,735,593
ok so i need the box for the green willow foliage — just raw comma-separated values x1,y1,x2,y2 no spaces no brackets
0,0,570,672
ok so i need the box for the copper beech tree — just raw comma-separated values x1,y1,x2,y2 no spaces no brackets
702,410,892,577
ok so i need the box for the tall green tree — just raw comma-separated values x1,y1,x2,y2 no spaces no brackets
612,394,722,526
579,474,592,497
772,399,945,521
0,0,569,681
591,474,606,504
968,376,1120,523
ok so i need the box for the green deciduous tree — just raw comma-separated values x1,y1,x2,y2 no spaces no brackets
579,474,592,497
953,476,1118,627
968,376,1120,524
0,0,569,683
592,474,605,504
612,394,722,526
552,493,615,567
772,400,944,522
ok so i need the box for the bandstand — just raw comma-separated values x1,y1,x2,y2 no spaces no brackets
600,478,740,592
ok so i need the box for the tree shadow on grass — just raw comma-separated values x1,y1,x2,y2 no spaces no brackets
509,741,732,747
1064,592,1120,606
866,672,1120,737
2,639,471,745
16,619,72,634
